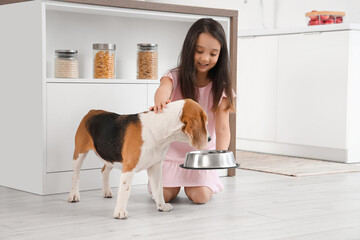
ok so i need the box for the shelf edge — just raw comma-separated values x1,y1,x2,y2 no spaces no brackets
46,78,160,84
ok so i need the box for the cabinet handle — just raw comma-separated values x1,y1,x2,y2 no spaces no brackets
238,35,256,39
302,31,322,35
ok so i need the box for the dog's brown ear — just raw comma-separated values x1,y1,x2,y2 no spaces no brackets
181,99,208,149
182,119,193,141
201,109,208,125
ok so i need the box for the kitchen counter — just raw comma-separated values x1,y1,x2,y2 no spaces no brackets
238,23,360,37
237,23,360,163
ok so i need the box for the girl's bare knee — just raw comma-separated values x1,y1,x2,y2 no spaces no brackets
163,187,180,203
185,187,213,204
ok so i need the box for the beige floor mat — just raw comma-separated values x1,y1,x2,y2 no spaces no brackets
237,150,360,177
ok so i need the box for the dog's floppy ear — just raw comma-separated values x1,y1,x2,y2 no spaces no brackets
181,99,208,150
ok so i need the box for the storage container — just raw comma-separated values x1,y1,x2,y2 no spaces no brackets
137,43,158,79
306,11,345,26
93,43,116,79
54,50,79,78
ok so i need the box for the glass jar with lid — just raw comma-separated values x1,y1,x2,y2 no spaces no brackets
93,43,116,79
137,43,158,80
54,50,79,78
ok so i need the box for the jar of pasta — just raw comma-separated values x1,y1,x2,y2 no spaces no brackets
93,43,116,79
137,43,158,79
54,50,79,78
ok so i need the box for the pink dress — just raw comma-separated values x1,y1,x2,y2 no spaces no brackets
162,69,226,193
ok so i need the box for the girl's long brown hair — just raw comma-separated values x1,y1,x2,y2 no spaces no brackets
177,18,234,112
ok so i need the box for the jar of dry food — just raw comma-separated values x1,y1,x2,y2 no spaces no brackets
93,43,116,79
54,50,79,78
137,43,158,79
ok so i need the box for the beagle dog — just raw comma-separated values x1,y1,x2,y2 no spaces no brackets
68,99,208,219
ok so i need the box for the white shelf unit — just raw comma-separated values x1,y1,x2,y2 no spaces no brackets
0,0,237,195
45,1,230,80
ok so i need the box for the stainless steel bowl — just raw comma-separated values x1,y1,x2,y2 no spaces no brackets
180,150,239,170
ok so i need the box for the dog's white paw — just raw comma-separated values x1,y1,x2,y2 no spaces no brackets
114,208,128,219
157,203,173,212
68,191,80,202
103,188,113,198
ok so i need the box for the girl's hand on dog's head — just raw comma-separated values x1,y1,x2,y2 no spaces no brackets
149,99,171,113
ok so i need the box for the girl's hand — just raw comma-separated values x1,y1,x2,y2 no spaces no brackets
150,76,173,113
149,99,171,113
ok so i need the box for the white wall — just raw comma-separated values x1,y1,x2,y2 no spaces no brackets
144,0,360,30
141,0,262,30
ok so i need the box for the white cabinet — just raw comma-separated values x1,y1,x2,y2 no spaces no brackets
277,32,348,149
237,36,278,142
0,1,237,194
147,83,160,109
46,83,147,173
237,29,360,163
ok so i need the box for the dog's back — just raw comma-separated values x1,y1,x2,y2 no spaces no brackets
73,110,142,164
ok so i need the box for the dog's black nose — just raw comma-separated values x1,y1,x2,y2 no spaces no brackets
207,136,212,142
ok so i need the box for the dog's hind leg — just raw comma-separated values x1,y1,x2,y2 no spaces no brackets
68,152,87,202
68,112,95,202
113,170,134,219
101,163,113,198
147,162,173,212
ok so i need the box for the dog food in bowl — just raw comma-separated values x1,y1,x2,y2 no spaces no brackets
180,150,239,170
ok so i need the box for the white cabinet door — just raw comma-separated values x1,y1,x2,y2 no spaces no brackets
147,83,159,109
46,83,147,173
277,32,348,149
237,36,278,142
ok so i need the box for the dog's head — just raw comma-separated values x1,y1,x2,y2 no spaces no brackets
180,99,208,150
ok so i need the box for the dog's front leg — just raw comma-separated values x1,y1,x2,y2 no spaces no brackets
113,171,134,219
147,162,173,212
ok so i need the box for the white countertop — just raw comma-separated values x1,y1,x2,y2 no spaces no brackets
238,23,360,37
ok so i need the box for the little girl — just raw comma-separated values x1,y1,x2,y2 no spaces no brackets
150,18,235,204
